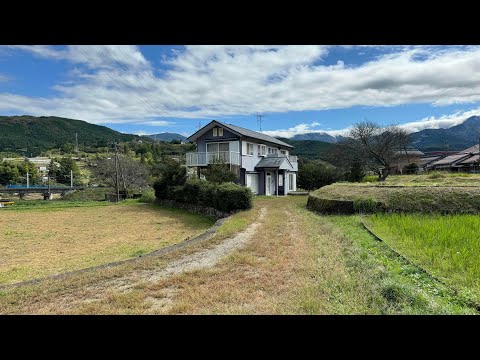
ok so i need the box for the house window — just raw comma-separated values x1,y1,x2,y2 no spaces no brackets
280,149,287,155
268,147,277,154
207,143,218,152
279,174,283,186
213,128,218,137
289,173,294,191
207,142,229,152
258,144,266,156
218,128,223,136
247,143,254,156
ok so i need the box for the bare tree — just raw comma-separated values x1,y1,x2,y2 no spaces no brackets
93,155,149,194
335,122,408,181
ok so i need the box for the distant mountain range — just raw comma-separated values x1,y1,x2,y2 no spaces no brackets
409,116,480,151
0,115,137,156
145,133,187,142
2,114,480,157
290,132,340,142
281,115,480,152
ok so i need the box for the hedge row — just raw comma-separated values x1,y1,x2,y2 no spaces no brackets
154,179,253,213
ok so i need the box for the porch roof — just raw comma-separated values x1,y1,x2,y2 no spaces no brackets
255,156,294,170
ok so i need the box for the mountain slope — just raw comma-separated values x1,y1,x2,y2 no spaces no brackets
146,133,187,142
410,116,480,151
291,132,338,142
277,137,333,160
0,115,136,155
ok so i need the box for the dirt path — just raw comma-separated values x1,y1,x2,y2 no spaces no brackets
55,207,268,310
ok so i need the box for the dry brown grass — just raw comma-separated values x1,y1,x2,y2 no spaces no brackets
1,195,472,314
0,202,212,285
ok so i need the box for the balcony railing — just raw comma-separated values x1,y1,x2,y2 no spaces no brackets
186,151,241,166
288,155,298,163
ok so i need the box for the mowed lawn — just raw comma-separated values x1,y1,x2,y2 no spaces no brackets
366,213,480,303
0,202,213,285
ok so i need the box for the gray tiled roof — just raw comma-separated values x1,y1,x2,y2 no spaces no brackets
218,121,294,148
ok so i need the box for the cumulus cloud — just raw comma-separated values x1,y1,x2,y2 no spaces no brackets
3,45,480,127
262,122,350,138
398,108,480,133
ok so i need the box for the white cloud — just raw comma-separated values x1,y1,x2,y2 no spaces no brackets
139,120,174,126
398,108,480,133
265,108,480,139
3,45,480,128
262,122,350,138
134,130,152,136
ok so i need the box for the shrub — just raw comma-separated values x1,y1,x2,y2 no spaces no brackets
362,175,378,183
215,182,253,212
298,160,341,191
153,160,187,200
139,190,156,203
154,178,252,213
403,163,419,174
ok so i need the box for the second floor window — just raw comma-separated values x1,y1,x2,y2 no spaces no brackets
247,143,254,156
258,144,266,156
213,128,217,136
268,147,278,154
213,127,223,137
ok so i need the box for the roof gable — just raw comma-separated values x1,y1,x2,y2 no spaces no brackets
187,120,294,149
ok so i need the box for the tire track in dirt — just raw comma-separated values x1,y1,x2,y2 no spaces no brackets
59,207,268,311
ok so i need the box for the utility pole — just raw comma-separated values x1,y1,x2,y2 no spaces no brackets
70,169,73,188
114,143,120,202
75,133,79,153
26,171,29,188
255,113,266,131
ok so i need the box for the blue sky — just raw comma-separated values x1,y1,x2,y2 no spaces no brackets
1,45,480,137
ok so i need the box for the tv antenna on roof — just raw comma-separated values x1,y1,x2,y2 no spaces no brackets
255,113,267,131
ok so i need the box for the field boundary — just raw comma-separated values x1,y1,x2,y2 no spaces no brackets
0,215,230,291
360,217,480,311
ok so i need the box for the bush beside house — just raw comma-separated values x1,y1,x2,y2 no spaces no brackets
153,177,253,215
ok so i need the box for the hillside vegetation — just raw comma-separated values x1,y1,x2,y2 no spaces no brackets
276,137,333,160
0,116,136,156
308,173,480,214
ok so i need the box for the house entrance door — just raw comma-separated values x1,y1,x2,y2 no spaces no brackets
266,172,275,196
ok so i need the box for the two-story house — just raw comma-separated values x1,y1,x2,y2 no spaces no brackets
186,120,298,195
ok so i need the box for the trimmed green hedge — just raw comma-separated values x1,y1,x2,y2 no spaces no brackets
154,178,252,213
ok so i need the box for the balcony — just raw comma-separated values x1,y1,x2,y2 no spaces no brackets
288,155,298,163
186,151,241,166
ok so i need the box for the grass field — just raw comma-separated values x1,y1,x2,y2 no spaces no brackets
0,196,476,314
366,213,480,304
0,201,213,285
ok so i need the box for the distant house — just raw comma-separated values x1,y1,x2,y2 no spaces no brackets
186,120,298,195
426,145,480,171
391,149,424,174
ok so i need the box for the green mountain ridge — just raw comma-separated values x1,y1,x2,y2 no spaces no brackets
277,137,333,160
0,115,138,156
